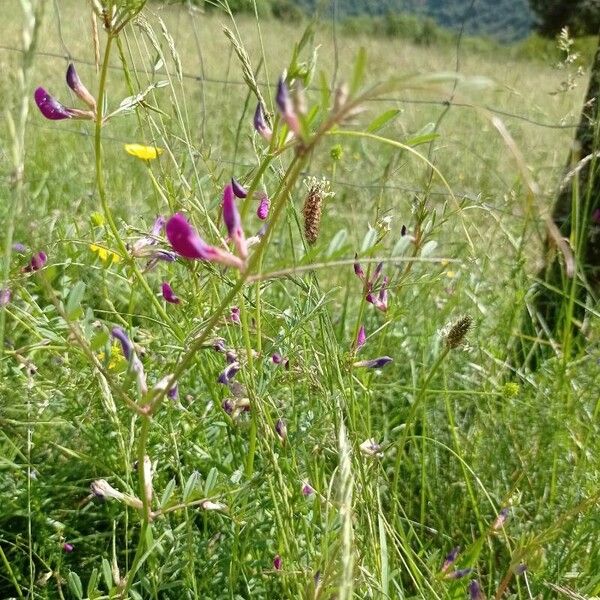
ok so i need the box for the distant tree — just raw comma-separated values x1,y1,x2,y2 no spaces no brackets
529,0,600,36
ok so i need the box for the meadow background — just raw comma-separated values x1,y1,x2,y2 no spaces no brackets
0,0,598,599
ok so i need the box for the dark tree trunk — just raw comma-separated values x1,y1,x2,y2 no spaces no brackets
517,35,600,369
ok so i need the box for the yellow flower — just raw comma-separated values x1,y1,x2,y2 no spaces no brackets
124,143,163,161
89,243,122,264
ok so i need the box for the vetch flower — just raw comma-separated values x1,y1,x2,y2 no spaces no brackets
441,546,460,573
256,193,270,221
24,251,47,272
276,76,301,136
218,362,241,385
152,374,178,400
275,418,287,444
161,282,180,304
446,568,472,580
355,325,367,350
273,555,282,571
468,580,485,600
231,177,248,199
229,306,241,324
253,102,272,141
62,543,74,553
12,243,26,253
66,63,96,110
366,275,388,312
34,87,93,120
354,255,365,280
0,288,11,307
492,507,509,530
90,479,143,509
111,327,133,360
272,352,283,364
359,438,383,457
166,213,244,270
111,327,147,395
353,356,393,369
222,183,248,259
301,481,314,496
124,144,163,161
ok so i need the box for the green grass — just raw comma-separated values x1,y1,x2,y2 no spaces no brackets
0,1,598,599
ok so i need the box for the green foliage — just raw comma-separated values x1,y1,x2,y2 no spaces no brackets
528,0,600,37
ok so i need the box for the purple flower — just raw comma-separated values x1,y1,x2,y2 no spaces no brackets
231,177,248,199
151,215,166,237
230,306,241,324
166,213,244,270
0,288,11,307
111,327,133,360
441,546,460,573
24,251,47,272
272,352,283,364
218,362,241,385
356,325,366,350
12,243,26,253
167,382,179,400
34,87,92,120
63,543,74,553
301,481,314,496
353,356,393,369
276,76,300,136
275,418,287,443
273,555,282,571
354,255,365,280
256,194,270,221
66,63,96,109
492,507,509,530
222,398,235,414
222,183,248,259
161,282,181,304
468,580,485,600
366,276,388,312
446,568,472,580
253,103,272,141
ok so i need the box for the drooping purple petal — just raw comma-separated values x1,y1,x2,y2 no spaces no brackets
111,327,134,361
24,251,47,272
253,103,272,141
218,362,240,385
66,63,96,109
492,507,509,530
151,215,166,237
166,213,244,269
441,546,460,573
256,194,270,221
161,282,181,304
276,76,300,136
446,568,472,580
34,87,72,120
273,555,282,571
230,306,241,324
353,356,393,369
222,184,247,259
356,325,366,350
301,482,314,496
354,255,365,280
167,382,179,400
231,177,248,199
468,580,485,600
275,418,287,443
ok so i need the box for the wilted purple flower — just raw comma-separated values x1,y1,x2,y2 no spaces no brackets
222,398,235,414
492,507,510,530
273,555,282,571
225,350,238,364
366,276,388,312
272,352,283,364
276,76,300,136
256,194,270,221
12,243,26,253
354,255,365,280
66,63,96,110
212,339,227,353
275,418,287,443
253,103,272,141
63,542,74,553
24,251,47,272
166,213,244,270
353,356,393,369
301,481,314,496
446,568,472,580
218,362,241,385
441,546,460,573
151,215,166,236
230,306,241,324
34,87,92,120
231,177,248,199
222,183,248,259
0,288,11,307
161,282,180,304
356,325,367,350
468,580,485,600
111,327,133,360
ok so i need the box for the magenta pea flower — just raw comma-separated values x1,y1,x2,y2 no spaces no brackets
24,251,47,272
256,193,270,221
301,481,314,496
63,543,74,553
353,356,392,369
273,555,282,571
161,282,180,304
222,183,248,259
34,87,93,121
231,177,248,199
166,213,244,270
253,103,272,141
276,76,301,136
354,255,365,280
355,325,366,350
66,63,96,110
230,306,241,324
366,276,388,312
